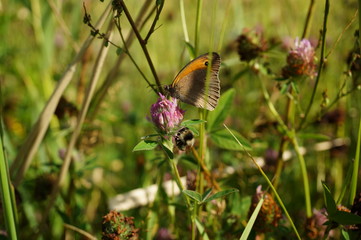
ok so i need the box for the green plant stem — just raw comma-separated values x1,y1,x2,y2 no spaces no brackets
144,0,164,43
167,157,195,239
10,2,112,186
191,147,220,190
119,0,163,94
350,115,361,204
301,0,315,38
289,133,312,217
217,0,231,52
36,21,114,237
259,78,288,131
273,86,294,189
260,77,312,217
180,0,190,43
88,0,153,120
114,18,157,94
359,0,361,52
168,158,191,208
194,0,203,55
197,110,206,220
273,138,286,189
224,124,301,240
0,137,18,240
298,0,329,130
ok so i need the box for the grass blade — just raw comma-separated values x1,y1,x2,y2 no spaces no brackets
224,124,301,240
240,198,264,240
10,2,112,187
350,115,361,204
195,217,210,240
0,136,18,239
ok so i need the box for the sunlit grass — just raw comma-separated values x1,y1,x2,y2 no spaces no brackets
1,0,360,239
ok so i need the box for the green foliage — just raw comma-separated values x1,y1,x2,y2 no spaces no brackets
322,182,361,226
1,0,360,239
133,140,158,151
210,128,252,151
183,188,239,205
207,88,235,131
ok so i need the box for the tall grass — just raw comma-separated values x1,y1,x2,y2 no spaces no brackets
1,0,361,239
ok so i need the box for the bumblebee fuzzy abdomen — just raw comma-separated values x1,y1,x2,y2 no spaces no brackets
175,127,194,151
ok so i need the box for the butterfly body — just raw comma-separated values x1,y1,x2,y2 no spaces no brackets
165,52,221,111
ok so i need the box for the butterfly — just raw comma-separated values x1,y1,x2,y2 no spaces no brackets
165,52,221,111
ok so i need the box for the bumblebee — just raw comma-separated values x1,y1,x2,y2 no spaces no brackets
174,127,194,151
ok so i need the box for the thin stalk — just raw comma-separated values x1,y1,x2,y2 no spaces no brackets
48,0,79,52
273,86,294,189
88,0,153,120
166,156,195,239
194,0,203,55
191,207,196,240
359,0,361,52
114,18,157,94
180,0,190,43
298,0,329,130
260,77,312,217
144,0,164,43
217,0,231,52
259,78,288,131
168,158,191,208
0,137,18,240
301,0,315,39
197,110,206,196
119,0,163,94
350,116,361,204
63,223,96,240
10,2,112,186
37,20,114,236
321,77,351,114
290,133,312,217
224,124,301,240
191,147,220,191
352,0,361,205
273,138,286,189
325,9,358,59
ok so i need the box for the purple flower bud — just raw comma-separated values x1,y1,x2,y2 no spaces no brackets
150,93,185,133
282,38,317,78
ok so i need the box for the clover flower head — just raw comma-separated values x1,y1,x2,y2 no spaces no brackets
248,185,282,233
305,209,328,239
282,38,317,78
150,93,185,133
237,27,268,62
102,210,139,240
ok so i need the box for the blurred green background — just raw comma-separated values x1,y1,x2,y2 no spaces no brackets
1,0,360,239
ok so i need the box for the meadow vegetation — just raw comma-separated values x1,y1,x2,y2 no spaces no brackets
1,0,361,239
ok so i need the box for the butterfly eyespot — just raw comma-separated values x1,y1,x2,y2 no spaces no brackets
204,61,209,66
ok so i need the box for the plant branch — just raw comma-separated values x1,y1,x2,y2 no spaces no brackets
36,19,114,236
259,76,312,218
301,0,315,38
10,2,112,186
290,134,312,217
224,124,301,240
191,147,220,191
144,0,164,43
194,0,203,55
298,0,329,130
350,115,361,204
88,0,154,120
119,0,163,94
114,18,157,94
